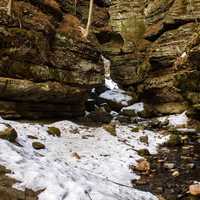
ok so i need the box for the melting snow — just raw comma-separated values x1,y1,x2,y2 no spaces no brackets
121,103,144,114
117,125,168,155
0,117,167,200
159,112,188,127
105,78,119,90
99,89,133,106
101,55,119,90
101,54,132,106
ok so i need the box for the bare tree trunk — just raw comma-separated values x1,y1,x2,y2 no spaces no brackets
84,0,94,38
7,0,13,16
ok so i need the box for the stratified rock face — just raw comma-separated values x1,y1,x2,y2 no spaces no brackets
0,0,105,119
107,0,200,115
104,0,148,86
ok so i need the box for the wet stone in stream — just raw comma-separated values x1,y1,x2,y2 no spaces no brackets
132,131,200,200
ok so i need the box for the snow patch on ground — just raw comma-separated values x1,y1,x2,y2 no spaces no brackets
0,123,7,131
105,78,119,90
121,103,144,113
0,118,166,200
117,125,168,155
99,89,132,106
159,112,188,127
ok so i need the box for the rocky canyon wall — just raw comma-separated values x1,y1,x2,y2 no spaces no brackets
103,0,200,117
1,0,200,119
0,0,106,119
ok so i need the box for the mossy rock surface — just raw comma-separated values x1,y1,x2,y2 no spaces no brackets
32,142,45,150
0,127,17,142
132,127,140,132
138,149,150,156
166,134,182,147
140,136,149,144
103,123,116,136
0,0,105,120
47,127,61,137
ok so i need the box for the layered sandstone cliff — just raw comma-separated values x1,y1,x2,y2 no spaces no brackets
1,0,200,119
104,0,200,116
0,0,106,119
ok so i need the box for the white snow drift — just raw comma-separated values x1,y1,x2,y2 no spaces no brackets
99,89,133,106
0,117,167,200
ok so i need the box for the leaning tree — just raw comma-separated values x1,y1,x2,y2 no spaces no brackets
84,0,94,38
6,0,94,38
7,0,13,16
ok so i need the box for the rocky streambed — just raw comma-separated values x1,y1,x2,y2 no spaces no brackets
132,126,200,200
86,84,200,200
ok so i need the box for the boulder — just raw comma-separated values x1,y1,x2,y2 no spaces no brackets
189,184,200,196
32,141,45,150
0,126,17,142
47,127,61,137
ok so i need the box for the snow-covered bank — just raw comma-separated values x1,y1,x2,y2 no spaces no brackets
99,89,133,107
158,112,188,127
121,103,144,114
117,126,168,155
105,78,119,90
0,118,167,200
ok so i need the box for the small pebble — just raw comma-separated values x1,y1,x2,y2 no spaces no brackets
189,184,200,196
163,163,175,169
32,142,45,150
172,170,180,177
134,159,150,172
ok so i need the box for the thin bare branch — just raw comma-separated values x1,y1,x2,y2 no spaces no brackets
7,0,13,16
83,0,94,38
